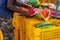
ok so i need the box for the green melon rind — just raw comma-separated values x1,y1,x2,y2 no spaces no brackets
35,22,56,29
35,13,42,19
49,13,60,18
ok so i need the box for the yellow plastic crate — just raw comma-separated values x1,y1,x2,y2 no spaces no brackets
25,21,60,40
0,29,3,40
39,0,56,4
12,13,60,40
12,13,25,40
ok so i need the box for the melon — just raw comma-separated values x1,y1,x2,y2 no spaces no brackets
35,13,42,19
28,0,41,8
33,8,42,13
35,22,56,28
34,0,41,8
41,9,48,19
35,8,49,20
20,7,28,11
28,0,37,7
41,3,49,9
34,8,43,19
28,8,35,16
20,7,35,16
41,8,49,21
49,6,60,12
50,10,60,18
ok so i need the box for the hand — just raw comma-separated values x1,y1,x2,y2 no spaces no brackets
20,11,31,17
25,4,32,9
26,4,31,6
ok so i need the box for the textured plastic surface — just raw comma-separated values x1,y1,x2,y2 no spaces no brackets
0,29,3,40
12,13,60,40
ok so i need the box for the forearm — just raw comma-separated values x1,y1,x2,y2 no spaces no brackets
15,1,29,8
7,0,23,13
7,5,23,13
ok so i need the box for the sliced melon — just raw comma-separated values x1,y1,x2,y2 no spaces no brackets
33,8,42,13
20,7,28,11
28,8,35,16
28,0,41,8
41,9,48,19
50,10,60,18
41,8,50,21
20,7,35,16
35,22,56,28
35,13,42,19
49,6,60,12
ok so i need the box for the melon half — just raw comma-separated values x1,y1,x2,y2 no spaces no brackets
20,7,35,16
50,10,60,18
41,8,49,20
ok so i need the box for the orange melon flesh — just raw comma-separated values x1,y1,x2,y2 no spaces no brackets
20,7,28,11
19,7,35,16
41,10,48,19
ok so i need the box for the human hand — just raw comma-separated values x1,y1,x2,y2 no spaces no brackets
20,11,31,17
25,4,32,9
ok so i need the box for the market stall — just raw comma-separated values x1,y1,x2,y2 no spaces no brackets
12,0,60,40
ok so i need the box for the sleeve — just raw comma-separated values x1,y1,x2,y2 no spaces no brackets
16,0,29,4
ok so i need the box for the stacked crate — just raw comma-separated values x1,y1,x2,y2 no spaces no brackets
39,0,56,4
12,13,60,40
0,30,3,40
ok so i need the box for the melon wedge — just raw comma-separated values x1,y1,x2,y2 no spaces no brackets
28,8,35,16
50,10,60,18
20,7,28,11
41,8,49,21
20,7,35,16
41,10,48,19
